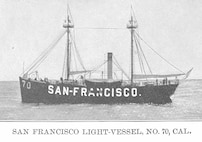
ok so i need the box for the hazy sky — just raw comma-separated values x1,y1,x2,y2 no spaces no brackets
0,0,202,81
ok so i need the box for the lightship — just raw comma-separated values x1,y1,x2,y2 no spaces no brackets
19,6,192,104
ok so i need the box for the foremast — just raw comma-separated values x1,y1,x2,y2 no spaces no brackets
63,15,74,80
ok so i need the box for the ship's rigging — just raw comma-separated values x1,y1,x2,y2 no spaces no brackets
22,6,191,82
19,5,193,105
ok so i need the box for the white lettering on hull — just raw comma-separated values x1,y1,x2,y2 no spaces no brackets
55,86,61,95
81,88,87,96
63,87,69,95
73,87,79,96
48,85,54,94
47,85,139,97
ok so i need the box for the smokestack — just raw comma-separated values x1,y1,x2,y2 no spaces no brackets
107,52,113,79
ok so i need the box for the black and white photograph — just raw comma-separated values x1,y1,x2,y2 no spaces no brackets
0,0,202,140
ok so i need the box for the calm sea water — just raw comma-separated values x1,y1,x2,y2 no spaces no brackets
0,80,202,121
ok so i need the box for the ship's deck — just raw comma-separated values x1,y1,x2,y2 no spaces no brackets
21,77,179,87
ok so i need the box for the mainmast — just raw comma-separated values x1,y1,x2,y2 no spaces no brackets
63,14,74,80
127,15,137,84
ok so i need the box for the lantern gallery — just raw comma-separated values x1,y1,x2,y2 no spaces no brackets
48,85,139,97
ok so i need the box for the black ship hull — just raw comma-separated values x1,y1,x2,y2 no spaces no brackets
19,77,178,104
